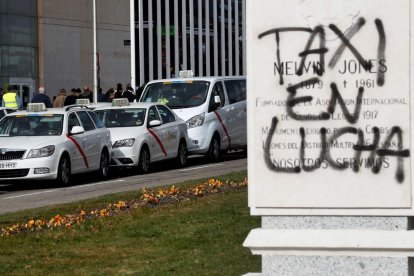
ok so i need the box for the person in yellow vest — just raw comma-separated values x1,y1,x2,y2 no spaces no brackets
1,88,22,110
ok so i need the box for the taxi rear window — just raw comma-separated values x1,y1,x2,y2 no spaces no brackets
0,114,64,136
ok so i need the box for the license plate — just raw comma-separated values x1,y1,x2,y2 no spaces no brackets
0,162,17,169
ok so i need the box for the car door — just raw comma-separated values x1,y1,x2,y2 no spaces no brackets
156,104,180,158
66,112,88,173
147,105,165,161
223,79,247,147
208,81,230,149
76,111,101,170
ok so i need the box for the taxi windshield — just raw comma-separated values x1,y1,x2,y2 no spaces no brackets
141,81,210,108
94,108,146,128
0,114,64,136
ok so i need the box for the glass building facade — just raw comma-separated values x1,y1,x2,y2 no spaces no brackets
0,0,38,100
135,0,246,85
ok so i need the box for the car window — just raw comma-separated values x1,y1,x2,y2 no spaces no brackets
94,108,146,128
208,82,225,112
141,81,210,108
0,114,63,136
77,111,95,131
88,111,105,128
148,106,161,122
68,113,81,132
0,110,4,120
156,105,176,123
224,79,246,104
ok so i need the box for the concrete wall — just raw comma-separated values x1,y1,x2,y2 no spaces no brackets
40,0,130,98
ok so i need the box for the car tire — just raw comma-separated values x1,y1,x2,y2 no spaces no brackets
176,141,188,167
206,135,221,162
138,147,150,173
56,155,71,186
97,150,110,179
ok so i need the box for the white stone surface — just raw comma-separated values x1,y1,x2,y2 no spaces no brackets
247,0,414,215
262,255,410,276
244,228,414,257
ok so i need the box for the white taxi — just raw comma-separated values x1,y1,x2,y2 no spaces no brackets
0,103,112,185
140,75,247,161
94,99,188,173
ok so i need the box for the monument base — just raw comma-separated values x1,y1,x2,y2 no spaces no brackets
244,216,414,275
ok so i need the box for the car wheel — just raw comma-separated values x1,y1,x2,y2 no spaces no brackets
97,150,109,179
138,147,150,173
207,135,220,162
176,141,188,167
56,155,71,186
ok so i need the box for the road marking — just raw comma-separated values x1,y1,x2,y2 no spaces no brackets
70,179,125,189
3,190,56,199
179,164,222,172
1,179,125,200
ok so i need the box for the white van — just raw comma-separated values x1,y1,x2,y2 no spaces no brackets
139,76,246,161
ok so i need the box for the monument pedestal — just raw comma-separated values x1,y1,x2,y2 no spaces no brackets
244,217,414,275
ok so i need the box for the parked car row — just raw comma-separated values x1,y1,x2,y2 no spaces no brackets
0,75,246,186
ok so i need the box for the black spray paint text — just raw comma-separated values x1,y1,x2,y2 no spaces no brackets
258,18,410,183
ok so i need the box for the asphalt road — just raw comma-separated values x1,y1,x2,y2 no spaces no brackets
0,152,247,214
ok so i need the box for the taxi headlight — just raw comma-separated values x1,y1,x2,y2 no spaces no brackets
113,138,135,148
27,145,55,158
186,112,205,129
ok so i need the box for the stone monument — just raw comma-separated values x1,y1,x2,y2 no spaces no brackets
244,0,414,274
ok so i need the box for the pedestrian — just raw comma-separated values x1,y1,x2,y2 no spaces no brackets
53,88,66,108
114,83,123,98
63,88,79,106
122,85,136,102
136,83,146,100
98,87,107,102
31,87,52,108
2,87,22,110
105,88,115,102
80,86,93,102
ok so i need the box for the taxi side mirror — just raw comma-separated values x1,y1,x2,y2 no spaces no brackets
70,126,85,135
148,120,162,128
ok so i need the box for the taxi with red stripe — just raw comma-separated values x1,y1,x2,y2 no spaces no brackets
139,74,247,161
0,103,112,185
93,99,188,173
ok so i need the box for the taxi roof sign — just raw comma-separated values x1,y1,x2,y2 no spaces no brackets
76,99,91,106
26,103,47,112
178,70,194,78
112,98,130,107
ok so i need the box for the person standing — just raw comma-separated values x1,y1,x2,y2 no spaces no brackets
2,87,22,110
53,88,66,108
64,88,79,106
122,85,136,102
80,86,93,102
97,87,108,102
31,87,52,108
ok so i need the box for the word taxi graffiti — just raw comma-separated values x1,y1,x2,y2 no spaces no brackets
258,17,410,183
